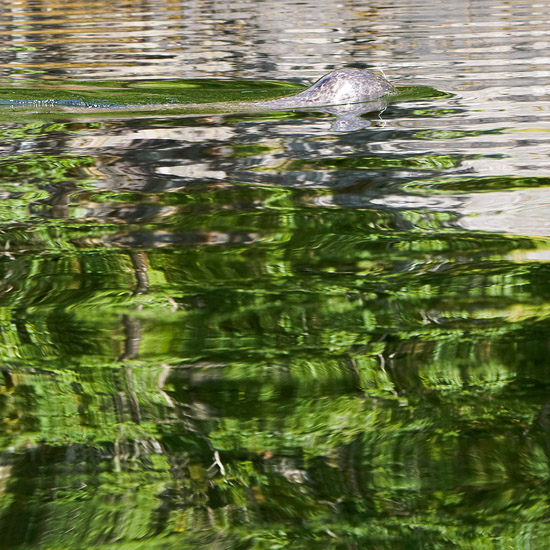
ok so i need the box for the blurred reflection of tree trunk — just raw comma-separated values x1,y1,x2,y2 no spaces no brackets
130,251,149,296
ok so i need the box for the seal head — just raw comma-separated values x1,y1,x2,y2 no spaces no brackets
257,68,396,108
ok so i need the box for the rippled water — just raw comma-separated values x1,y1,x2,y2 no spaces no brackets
1,1,550,549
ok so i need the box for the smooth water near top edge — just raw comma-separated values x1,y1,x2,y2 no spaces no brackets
0,1,550,549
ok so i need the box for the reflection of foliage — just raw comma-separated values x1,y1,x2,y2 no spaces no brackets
1,223,550,548
0,121,102,140
255,153,462,172
402,174,550,194
0,111,550,549
0,154,95,182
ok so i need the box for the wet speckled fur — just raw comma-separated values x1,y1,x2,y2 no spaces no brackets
257,68,396,108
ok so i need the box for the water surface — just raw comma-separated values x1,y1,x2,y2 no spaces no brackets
1,1,550,549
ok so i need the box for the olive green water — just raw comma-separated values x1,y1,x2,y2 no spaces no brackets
1,1,550,549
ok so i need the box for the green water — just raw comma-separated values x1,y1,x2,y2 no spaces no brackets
1,0,550,545
0,72,549,550
0,78,304,111
0,78,446,115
